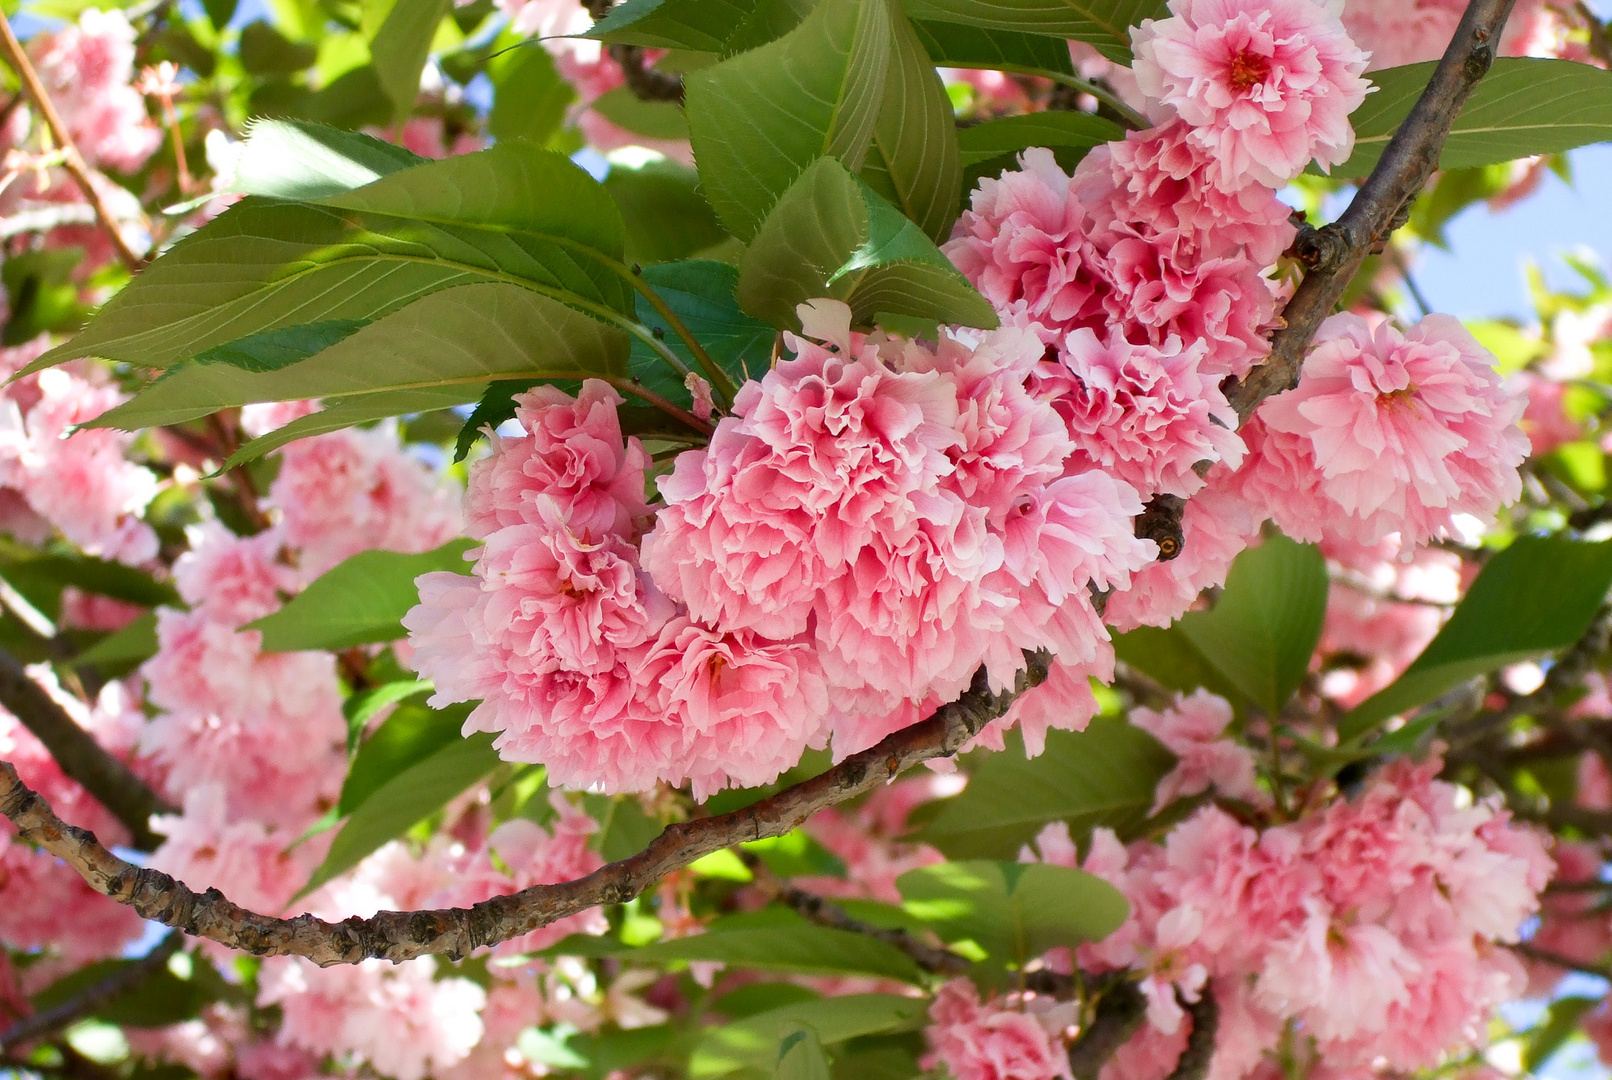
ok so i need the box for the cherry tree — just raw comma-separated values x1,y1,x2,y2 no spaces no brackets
0,3,1609,1080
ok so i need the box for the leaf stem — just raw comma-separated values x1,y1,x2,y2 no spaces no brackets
1044,72,1149,131
624,269,739,407
605,375,714,436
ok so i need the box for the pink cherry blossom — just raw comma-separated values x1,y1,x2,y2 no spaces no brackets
149,784,329,914
1130,689,1262,811
1047,328,1244,498
923,979,1068,1080
467,381,651,543
1130,0,1371,188
1235,313,1528,549
29,10,162,172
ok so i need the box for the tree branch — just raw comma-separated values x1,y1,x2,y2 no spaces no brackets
1226,0,1518,422
1068,981,1147,1080
0,11,146,273
0,646,172,851
0,932,183,1052
0,653,1050,965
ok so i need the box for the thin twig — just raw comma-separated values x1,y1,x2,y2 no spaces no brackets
0,646,171,850
0,653,1050,965
0,11,145,273
1068,981,1148,1080
0,932,183,1052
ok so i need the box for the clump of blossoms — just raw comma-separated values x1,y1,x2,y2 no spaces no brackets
408,303,1154,795
1026,747,1553,1080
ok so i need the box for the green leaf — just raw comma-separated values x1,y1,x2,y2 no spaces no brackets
741,830,847,878
1111,624,1249,707
190,320,370,372
1334,58,1612,180
454,379,535,462
899,0,1168,63
3,248,89,345
1341,534,1612,739
1174,535,1327,717
40,143,632,381
93,283,629,431
237,23,317,76
956,111,1122,188
542,923,925,983
584,793,664,862
630,260,775,404
684,0,893,240
776,1029,831,1080
908,19,1074,75
224,386,488,469
338,701,474,816
896,860,1127,969
342,679,433,752
690,995,927,1078
302,730,499,896
247,539,476,652
591,85,690,141
1524,995,1599,1071
607,159,731,265
369,0,452,120
587,0,810,51
915,720,1175,858
32,953,215,1028
861,9,961,243
72,611,159,673
230,119,423,200
488,45,575,146
736,157,996,330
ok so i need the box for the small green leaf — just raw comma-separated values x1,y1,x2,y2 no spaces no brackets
684,0,893,240
741,830,847,878
1524,995,1600,1071
1342,534,1612,739
1175,535,1328,717
32,953,215,1028
736,157,995,330
584,793,664,862
957,111,1121,186
630,260,776,403
542,922,925,984
73,612,159,673
342,679,433,751
586,0,810,51
900,0,1169,63
302,730,500,896
896,860,1127,970
606,159,730,266
231,119,422,200
908,19,1074,75
489,44,574,146
191,320,370,373
775,1029,830,1080
339,701,475,816
690,995,927,1078
369,0,452,120
3,248,89,345
916,721,1175,858
246,539,476,653
1334,58,1612,180
238,23,317,76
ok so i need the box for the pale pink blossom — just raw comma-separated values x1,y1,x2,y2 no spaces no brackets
1513,370,1586,455
29,10,161,172
259,956,486,1080
1131,690,1262,811
1236,313,1528,549
0,365,159,565
267,425,462,577
467,381,650,543
173,521,296,626
946,148,1282,380
0,838,146,961
149,785,327,915
1130,0,1371,188
922,979,1067,1080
